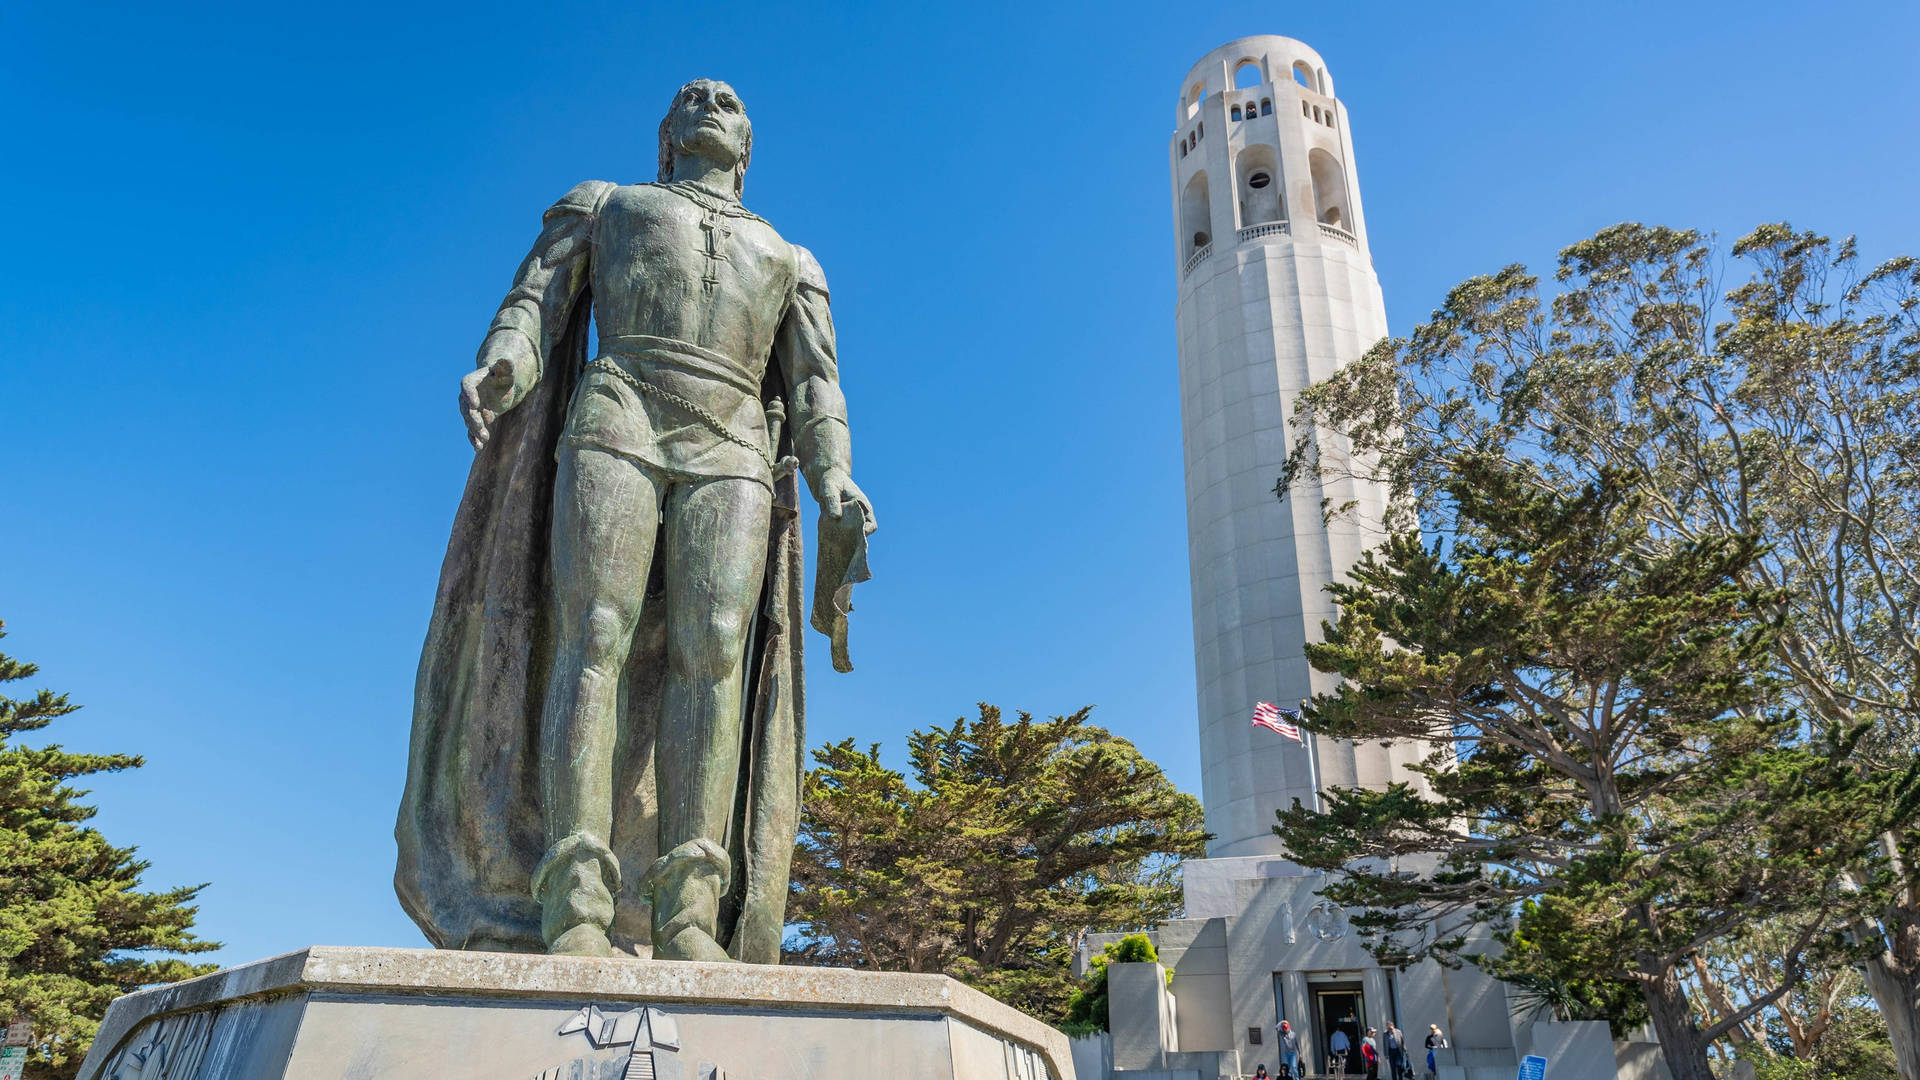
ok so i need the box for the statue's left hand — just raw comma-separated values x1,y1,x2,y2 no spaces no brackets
817,469,877,535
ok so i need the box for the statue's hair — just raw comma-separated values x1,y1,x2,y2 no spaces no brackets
657,79,752,199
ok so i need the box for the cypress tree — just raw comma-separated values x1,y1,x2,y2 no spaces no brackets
0,622,219,1078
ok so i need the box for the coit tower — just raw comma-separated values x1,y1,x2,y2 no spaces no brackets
1172,36,1418,858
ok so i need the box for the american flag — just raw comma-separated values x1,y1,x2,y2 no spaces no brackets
1251,701,1303,743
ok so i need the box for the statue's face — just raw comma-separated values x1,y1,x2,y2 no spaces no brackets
666,79,750,170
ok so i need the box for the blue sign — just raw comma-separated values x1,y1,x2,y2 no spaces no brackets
1517,1054,1547,1080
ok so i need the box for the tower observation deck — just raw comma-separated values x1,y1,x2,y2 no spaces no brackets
1170,35,1420,858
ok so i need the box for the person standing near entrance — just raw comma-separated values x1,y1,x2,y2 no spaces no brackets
1383,1022,1409,1080
1423,1024,1449,1079
1361,1027,1379,1079
1276,1020,1302,1079
1328,1025,1351,1078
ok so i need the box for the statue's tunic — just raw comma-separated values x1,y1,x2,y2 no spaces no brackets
485,179,849,489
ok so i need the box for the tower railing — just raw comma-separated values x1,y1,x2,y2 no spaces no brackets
1318,222,1358,247
1238,222,1291,243
1183,242,1215,277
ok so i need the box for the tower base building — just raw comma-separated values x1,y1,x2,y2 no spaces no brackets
1084,37,1651,1080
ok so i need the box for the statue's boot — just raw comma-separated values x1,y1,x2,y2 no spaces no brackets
531,832,622,957
641,838,733,962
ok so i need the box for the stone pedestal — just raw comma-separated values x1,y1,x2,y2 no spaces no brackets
77,947,1074,1080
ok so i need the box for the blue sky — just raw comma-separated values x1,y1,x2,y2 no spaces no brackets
3,0,1916,966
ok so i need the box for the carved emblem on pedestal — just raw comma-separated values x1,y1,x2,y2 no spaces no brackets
534,1005,689,1080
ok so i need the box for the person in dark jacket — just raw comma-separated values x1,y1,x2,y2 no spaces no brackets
1423,1025,1449,1079
1382,1022,1410,1079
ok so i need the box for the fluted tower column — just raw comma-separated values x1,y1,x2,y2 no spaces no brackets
1172,36,1419,858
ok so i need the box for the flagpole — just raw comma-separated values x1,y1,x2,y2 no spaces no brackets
1305,728,1323,814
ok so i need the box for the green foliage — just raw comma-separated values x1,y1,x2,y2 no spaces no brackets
0,622,220,1078
1282,222,1920,1075
787,705,1207,1024
1693,915,1897,1073
1063,933,1159,1034
1279,221,1920,1079
1269,460,1909,1080
1499,899,1648,1037
1741,999,1900,1080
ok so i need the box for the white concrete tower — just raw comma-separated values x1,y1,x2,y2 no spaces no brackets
1086,46,1550,1076
1172,36,1417,858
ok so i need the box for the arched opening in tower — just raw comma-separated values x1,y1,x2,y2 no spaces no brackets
1235,145,1283,227
1308,149,1351,231
1182,171,1213,252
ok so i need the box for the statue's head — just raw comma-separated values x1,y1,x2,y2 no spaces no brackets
658,79,752,199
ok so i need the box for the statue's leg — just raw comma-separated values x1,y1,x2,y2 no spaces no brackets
534,444,665,957
646,475,773,961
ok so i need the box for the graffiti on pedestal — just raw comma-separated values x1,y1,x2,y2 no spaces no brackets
102,1012,214,1080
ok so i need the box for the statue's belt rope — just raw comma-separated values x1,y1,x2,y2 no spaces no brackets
584,357,783,476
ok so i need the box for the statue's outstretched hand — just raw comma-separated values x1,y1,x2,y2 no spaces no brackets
459,367,499,451
458,333,537,451
817,468,877,535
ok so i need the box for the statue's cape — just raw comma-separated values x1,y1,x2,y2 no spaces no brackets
394,296,812,962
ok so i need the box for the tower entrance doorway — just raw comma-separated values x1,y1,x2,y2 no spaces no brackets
1310,982,1366,1072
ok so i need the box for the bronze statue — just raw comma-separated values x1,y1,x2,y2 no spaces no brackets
396,79,873,963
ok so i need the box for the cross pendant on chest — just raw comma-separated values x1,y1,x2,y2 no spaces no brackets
699,209,732,293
